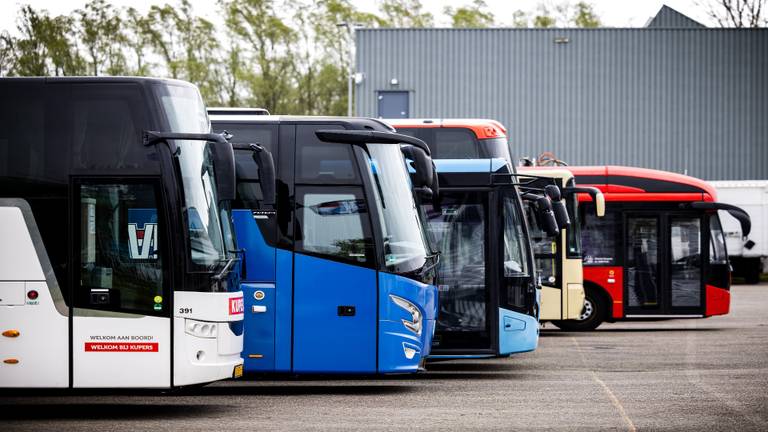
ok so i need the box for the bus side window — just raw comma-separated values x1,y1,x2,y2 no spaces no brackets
76,182,166,315
581,204,621,266
434,128,478,159
294,187,375,267
296,125,360,184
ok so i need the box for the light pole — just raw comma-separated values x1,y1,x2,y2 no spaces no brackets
337,22,363,117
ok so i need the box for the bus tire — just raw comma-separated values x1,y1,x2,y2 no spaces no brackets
551,287,607,331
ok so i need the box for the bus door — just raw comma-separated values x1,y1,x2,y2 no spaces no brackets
624,213,704,316
497,187,538,354
290,126,377,373
72,180,171,388
426,190,493,353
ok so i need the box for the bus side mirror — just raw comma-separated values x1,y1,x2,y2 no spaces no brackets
401,145,434,189
689,201,752,237
232,143,276,207
430,160,441,211
564,186,605,217
534,195,560,237
209,142,236,202
545,185,570,230
251,145,276,207
595,192,606,217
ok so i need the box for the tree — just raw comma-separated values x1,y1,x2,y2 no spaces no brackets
511,10,529,28
533,5,557,28
76,0,127,76
124,7,154,76
572,1,601,27
12,6,84,76
0,32,15,76
380,0,434,27
143,1,224,103
223,0,299,113
445,0,495,28
299,0,385,115
700,0,766,27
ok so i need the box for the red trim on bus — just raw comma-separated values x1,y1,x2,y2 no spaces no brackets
601,192,709,202
705,285,730,317
583,266,624,319
388,119,508,140
567,165,718,200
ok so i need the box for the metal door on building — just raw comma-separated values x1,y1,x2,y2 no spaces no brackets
377,91,409,118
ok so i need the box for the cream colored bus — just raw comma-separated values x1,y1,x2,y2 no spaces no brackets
518,168,604,326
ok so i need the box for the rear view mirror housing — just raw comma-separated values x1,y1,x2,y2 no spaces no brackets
536,196,560,236
401,145,434,188
544,185,570,230
523,193,559,237
231,143,276,207
564,186,605,217
688,202,751,237
208,139,237,202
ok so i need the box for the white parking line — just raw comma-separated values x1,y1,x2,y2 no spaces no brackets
571,336,637,432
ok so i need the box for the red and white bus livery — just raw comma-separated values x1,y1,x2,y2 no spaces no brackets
560,166,750,331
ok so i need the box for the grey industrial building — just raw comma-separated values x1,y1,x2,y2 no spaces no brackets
354,6,767,180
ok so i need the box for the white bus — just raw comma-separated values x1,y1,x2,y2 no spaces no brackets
0,77,258,388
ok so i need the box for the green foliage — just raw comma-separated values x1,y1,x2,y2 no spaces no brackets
0,0,602,112
445,0,495,28
380,0,434,27
572,2,601,28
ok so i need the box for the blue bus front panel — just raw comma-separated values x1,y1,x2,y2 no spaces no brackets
497,307,539,355
292,254,377,373
378,272,438,373
241,282,275,371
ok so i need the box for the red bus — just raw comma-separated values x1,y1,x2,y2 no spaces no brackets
559,166,751,331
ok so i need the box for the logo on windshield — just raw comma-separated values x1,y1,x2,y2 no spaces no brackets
128,209,159,260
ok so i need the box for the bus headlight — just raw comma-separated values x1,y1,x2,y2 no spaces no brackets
389,295,422,336
185,319,218,339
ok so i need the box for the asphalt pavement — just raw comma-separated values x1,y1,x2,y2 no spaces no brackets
2,284,767,431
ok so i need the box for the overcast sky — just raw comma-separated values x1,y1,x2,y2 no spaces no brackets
0,0,713,34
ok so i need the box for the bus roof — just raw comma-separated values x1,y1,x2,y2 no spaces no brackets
210,114,395,131
0,76,196,88
567,165,717,202
207,107,270,116
384,118,507,140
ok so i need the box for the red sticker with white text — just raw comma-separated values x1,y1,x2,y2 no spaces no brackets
229,297,244,315
85,342,158,352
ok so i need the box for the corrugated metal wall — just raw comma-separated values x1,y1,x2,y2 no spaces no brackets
356,28,768,180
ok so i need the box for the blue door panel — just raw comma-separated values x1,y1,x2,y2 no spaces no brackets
293,254,377,373
274,248,293,372
497,307,539,355
242,283,275,372
233,209,275,282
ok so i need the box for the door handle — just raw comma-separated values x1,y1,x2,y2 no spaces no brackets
337,305,356,316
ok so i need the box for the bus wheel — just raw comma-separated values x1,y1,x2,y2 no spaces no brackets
551,289,606,331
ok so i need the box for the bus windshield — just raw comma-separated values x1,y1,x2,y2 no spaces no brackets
365,144,430,275
566,179,582,258
502,191,530,277
155,84,233,271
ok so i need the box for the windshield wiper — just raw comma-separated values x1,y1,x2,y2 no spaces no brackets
211,256,240,281
418,252,441,278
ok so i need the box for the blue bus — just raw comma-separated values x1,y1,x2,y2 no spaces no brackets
423,159,553,358
210,114,439,374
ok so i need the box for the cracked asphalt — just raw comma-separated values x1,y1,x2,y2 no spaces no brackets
2,284,767,431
